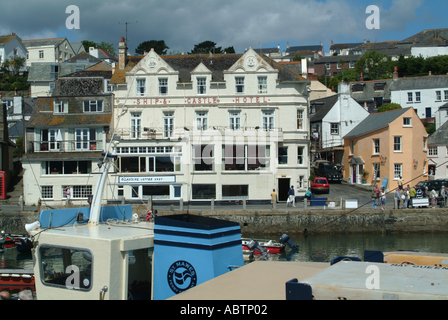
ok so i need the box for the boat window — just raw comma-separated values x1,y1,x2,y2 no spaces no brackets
38,245,93,291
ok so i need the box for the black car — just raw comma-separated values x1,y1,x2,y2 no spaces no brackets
313,161,343,183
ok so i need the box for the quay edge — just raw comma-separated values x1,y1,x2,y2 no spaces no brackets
1,207,448,235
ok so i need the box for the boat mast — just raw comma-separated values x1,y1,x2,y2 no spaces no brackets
88,152,117,225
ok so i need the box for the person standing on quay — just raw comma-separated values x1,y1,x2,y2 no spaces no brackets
288,186,295,207
270,189,277,209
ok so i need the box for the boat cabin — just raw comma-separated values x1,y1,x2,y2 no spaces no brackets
31,221,154,300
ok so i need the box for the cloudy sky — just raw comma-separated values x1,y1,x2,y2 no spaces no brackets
0,0,446,55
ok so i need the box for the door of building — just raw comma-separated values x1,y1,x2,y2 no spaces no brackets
278,178,290,202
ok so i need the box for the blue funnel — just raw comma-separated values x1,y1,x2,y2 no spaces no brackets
153,214,244,300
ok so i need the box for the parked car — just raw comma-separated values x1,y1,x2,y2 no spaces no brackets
311,177,330,194
313,160,343,183
414,179,448,194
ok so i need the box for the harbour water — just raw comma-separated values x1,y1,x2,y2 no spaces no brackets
2,232,448,270
242,232,448,262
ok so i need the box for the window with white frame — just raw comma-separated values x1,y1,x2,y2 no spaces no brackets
54,100,68,113
159,78,168,95
136,79,146,96
423,137,427,151
445,90,448,101
41,186,53,199
297,146,305,165
349,61,355,69
297,109,304,130
436,90,442,101
222,145,270,171
75,128,96,150
196,111,208,130
229,110,241,130
131,112,141,139
83,100,103,112
394,163,402,179
373,139,380,154
350,140,354,155
394,136,402,152
407,92,413,102
197,78,206,95
258,76,267,94
428,147,438,156
72,185,92,199
163,112,174,138
298,176,305,189
235,77,244,94
415,92,421,103
403,117,411,126
193,144,214,171
325,63,331,70
278,147,288,165
39,50,44,59
330,123,339,135
262,110,274,131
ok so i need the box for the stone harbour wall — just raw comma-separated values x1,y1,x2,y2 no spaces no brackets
2,207,448,235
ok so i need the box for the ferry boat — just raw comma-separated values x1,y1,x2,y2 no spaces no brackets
24,152,244,300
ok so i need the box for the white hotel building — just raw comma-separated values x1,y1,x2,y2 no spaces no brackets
107,38,310,203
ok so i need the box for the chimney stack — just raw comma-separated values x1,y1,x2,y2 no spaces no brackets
393,66,398,80
118,37,127,70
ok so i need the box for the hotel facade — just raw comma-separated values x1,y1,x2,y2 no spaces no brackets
106,38,311,204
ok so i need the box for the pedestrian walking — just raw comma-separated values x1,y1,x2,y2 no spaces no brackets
371,187,378,209
380,187,386,211
270,189,277,209
66,186,73,205
394,189,402,209
441,186,447,207
430,188,438,208
287,186,295,207
403,185,410,209
409,185,416,207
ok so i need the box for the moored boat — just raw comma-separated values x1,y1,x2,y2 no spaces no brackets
0,269,35,293
242,238,285,255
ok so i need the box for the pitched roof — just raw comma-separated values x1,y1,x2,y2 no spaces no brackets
314,55,361,64
390,75,448,91
428,110,448,146
22,37,67,47
310,95,339,122
110,53,307,85
0,36,15,45
343,108,410,139
399,28,448,44
66,52,101,63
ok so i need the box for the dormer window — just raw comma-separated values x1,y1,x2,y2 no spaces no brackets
197,78,206,95
83,100,103,112
54,100,68,113
374,82,385,91
352,83,364,92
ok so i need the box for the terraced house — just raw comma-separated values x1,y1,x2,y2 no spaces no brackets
22,62,113,206
107,38,310,204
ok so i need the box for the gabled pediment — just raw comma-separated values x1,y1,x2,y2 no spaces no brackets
227,47,276,73
130,49,177,75
191,62,212,74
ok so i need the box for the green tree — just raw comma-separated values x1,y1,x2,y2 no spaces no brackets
189,41,222,54
81,40,116,55
377,103,402,113
355,50,393,80
135,40,169,55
